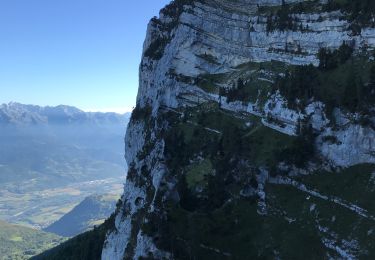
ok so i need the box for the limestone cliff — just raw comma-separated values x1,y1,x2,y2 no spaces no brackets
102,0,375,259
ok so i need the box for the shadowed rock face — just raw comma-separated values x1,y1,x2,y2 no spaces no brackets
101,1,375,259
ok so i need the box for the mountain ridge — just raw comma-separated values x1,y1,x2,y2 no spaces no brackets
0,102,130,126
43,194,118,237
34,0,375,259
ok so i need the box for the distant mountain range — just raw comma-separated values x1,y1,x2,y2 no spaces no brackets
0,102,130,229
0,102,128,125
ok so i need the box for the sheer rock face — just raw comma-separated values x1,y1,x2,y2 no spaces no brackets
102,1,375,259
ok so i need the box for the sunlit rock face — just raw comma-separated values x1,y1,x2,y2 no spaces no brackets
102,0,375,259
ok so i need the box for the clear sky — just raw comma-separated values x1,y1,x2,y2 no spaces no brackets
0,0,171,113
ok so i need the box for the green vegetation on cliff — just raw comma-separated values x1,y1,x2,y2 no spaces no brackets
140,103,375,258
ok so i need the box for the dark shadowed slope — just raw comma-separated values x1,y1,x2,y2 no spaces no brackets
44,194,118,237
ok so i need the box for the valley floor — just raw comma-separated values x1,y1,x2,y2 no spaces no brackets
0,176,124,229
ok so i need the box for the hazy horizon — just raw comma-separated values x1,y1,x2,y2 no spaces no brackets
0,0,171,113
1,100,133,114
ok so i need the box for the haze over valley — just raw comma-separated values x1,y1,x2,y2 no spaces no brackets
0,102,130,229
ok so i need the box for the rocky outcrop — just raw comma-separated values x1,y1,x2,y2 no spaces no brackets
102,0,375,258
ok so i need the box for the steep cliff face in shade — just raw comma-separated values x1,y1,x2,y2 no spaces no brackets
102,0,375,259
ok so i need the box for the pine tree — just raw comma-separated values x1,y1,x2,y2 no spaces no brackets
370,64,375,87
342,69,358,112
266,14,273,33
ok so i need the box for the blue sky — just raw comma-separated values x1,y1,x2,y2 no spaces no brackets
0,0,171,113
